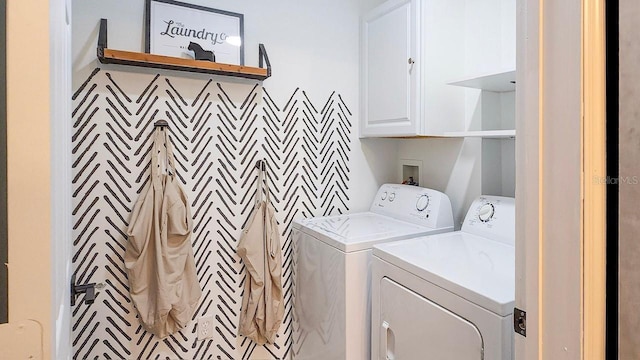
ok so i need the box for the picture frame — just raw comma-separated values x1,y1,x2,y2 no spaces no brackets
145,0,244,65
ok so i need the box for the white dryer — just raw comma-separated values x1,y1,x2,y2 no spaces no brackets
371,195,515,360
292,184,454,360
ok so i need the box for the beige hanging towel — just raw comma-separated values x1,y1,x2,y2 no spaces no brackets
125,125,201,338
237,160,284,345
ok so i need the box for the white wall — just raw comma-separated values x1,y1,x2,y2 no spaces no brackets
71,1,396,359
396,138,476,227
73,0,395,212
464,0,515,74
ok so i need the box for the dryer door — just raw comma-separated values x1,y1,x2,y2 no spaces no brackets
378,278,484,359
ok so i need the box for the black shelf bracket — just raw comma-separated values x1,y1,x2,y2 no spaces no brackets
97,18,108,59
258,43,271,78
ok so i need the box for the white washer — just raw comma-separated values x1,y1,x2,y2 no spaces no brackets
371,196,515,360
292,184,454,360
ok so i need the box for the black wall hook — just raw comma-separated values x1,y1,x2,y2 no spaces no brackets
255,159,266,171
154,120,169,128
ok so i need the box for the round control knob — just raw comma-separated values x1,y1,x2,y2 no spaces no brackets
381,191,388,200
389,193,396,202
416,195,430,211
478,203,495,222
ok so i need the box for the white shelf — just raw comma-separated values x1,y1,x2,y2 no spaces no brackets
444,130,516,139
448,70,516,92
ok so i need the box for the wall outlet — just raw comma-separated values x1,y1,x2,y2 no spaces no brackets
197,315,214,340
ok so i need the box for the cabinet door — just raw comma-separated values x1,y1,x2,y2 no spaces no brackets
361,0,419,137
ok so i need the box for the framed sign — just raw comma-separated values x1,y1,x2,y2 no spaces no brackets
145,0,244,65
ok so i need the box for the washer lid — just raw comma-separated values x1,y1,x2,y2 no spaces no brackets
295,212,451,253
373,232,514,316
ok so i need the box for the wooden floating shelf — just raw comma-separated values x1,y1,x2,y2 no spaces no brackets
97,19,271,81
99,49,270,80
448,70,516,92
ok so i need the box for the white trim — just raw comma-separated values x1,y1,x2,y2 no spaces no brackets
515,0,542,357
50,0,72,358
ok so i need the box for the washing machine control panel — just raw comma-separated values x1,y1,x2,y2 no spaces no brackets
370,184,454,229
462,196,515,245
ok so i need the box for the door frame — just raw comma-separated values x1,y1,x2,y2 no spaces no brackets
0,0,72,358
582,0,607,357
0,0,7,326
516,0,607,359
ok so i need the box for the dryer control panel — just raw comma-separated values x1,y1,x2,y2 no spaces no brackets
462,196,515,245
370,184,454,230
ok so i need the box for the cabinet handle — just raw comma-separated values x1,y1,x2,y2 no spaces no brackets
408,58,415,65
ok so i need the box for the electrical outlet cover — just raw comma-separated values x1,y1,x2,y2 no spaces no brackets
197,315,214,340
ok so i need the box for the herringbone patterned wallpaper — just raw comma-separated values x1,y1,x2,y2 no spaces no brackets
71,68,352,359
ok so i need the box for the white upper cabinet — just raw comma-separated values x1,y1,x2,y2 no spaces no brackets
361,0,418,137
361,0,465,137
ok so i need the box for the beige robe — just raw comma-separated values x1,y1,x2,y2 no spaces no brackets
125,127,201,338
237,166,284,345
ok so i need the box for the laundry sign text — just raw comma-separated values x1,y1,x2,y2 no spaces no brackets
145,0,244,65
160,20,228,46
